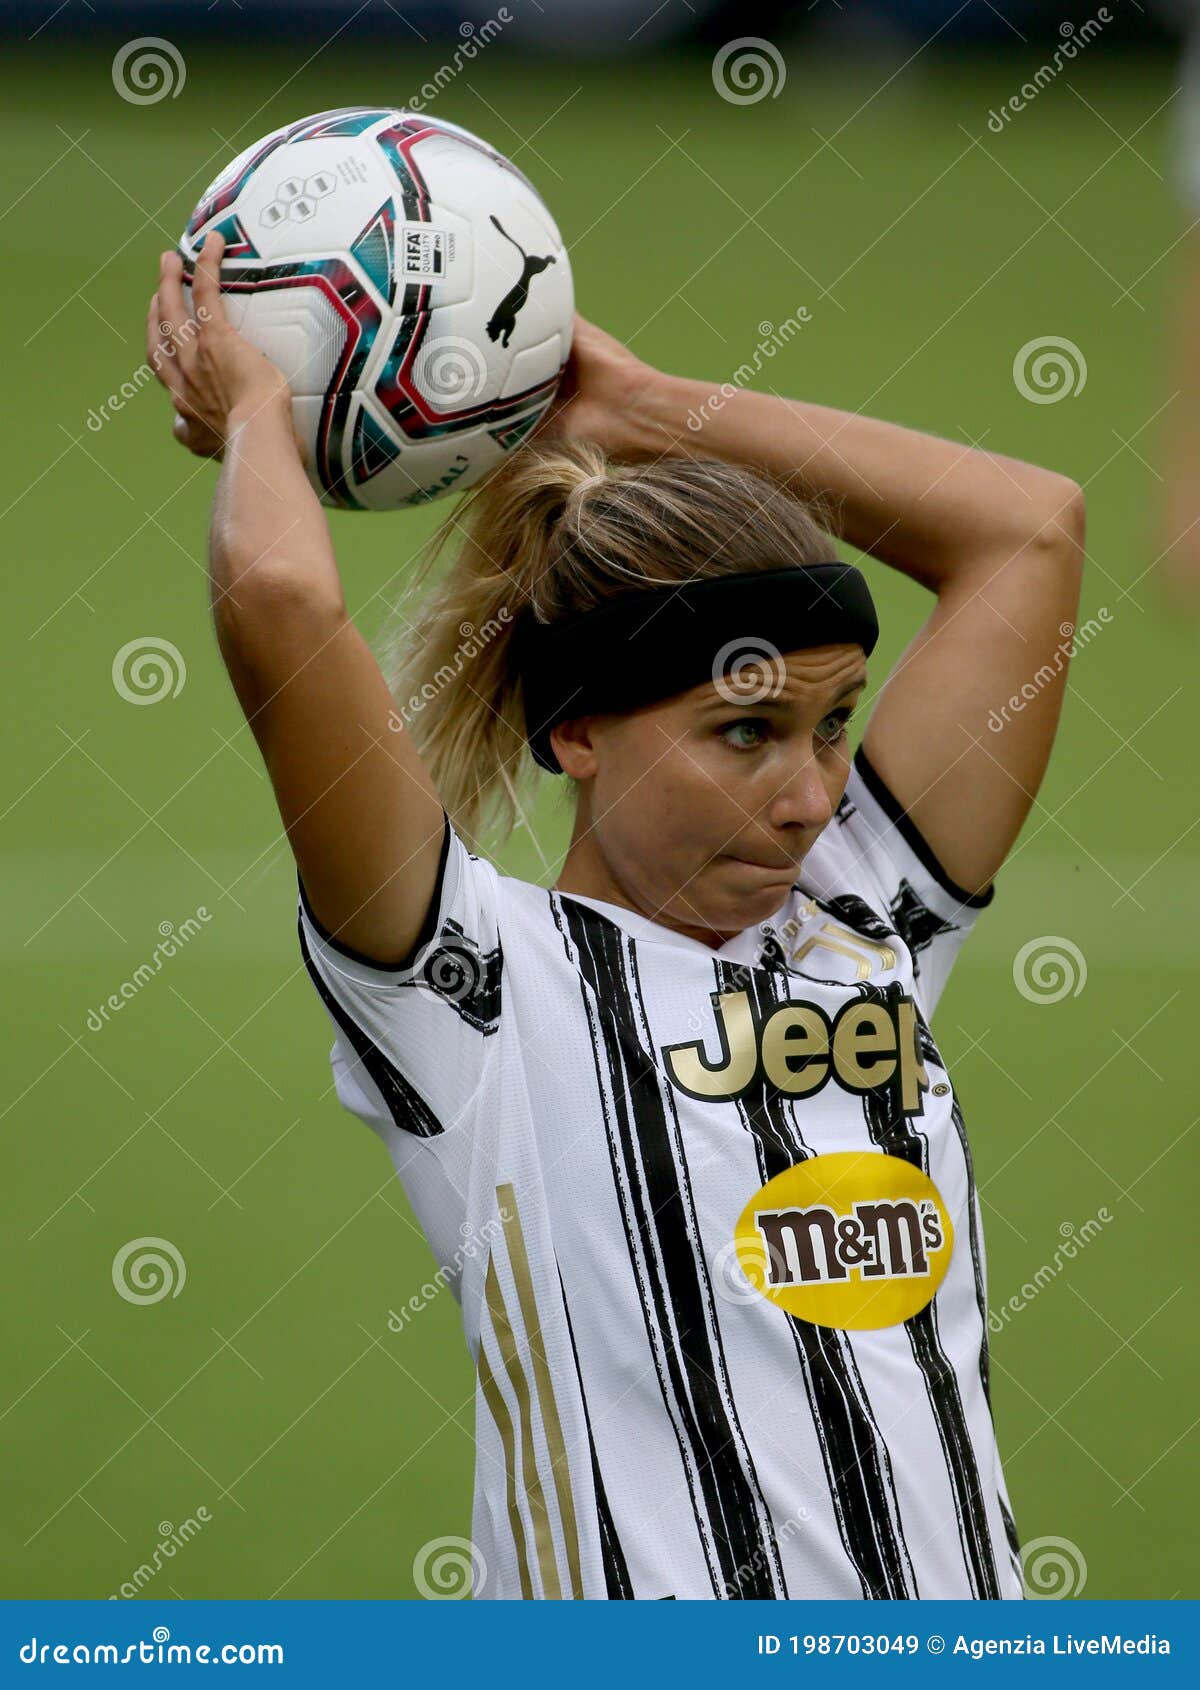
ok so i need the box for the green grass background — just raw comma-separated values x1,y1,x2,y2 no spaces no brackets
1,36,1196,1600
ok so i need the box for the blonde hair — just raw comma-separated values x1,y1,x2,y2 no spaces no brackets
375,435,838,849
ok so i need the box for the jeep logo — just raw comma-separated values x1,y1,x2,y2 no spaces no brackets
663,986,928,1115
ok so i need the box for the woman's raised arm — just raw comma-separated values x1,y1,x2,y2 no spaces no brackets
151,232,446,964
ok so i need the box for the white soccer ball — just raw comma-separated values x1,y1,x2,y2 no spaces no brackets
179,107,574,510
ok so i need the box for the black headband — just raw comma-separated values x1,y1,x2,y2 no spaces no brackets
512,562,878,775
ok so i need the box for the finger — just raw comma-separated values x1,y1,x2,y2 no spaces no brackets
145,264,162,367
147,287,185,397
172,395,223,452
172,411,223,460
146,288,161,372
146,253,168,369
157,250,195,371
191,230,228,333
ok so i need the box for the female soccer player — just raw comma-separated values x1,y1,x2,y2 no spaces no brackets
150,231,1085,1601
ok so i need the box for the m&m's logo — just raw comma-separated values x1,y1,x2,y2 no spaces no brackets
733,1151,954,1329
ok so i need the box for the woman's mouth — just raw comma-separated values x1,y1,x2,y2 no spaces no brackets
723,854,796,873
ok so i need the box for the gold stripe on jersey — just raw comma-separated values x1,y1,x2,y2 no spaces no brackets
498,1182,584,1600
484,1252,561,1598
477,1342,534,1600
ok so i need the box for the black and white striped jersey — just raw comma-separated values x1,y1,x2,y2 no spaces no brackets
296,743,1023,1601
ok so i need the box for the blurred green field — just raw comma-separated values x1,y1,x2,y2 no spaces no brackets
1,36,1196,1601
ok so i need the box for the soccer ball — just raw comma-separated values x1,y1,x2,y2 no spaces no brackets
178,107,574,510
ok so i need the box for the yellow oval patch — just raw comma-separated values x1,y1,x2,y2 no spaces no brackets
733,1151,953,1329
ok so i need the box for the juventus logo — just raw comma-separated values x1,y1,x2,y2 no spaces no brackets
775,901,897,981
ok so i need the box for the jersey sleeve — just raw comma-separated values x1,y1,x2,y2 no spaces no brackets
296,810,503,1150
832,744,995,1020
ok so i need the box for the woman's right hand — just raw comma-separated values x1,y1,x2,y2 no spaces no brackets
536,312,661,458
147,229,294,460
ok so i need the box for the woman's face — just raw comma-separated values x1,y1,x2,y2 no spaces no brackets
553,643,869,946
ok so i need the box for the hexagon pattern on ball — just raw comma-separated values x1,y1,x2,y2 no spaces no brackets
179,108,574,510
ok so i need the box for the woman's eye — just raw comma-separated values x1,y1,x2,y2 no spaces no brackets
719,718,768,750
816,709,854,747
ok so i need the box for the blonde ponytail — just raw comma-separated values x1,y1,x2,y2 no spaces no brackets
374,435,837,849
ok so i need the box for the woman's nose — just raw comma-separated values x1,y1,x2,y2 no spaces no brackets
767,747,835,831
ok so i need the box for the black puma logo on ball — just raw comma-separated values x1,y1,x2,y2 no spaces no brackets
485,214,556,348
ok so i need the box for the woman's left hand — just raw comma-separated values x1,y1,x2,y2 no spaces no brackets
148,232,294,460
537,313,662,457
